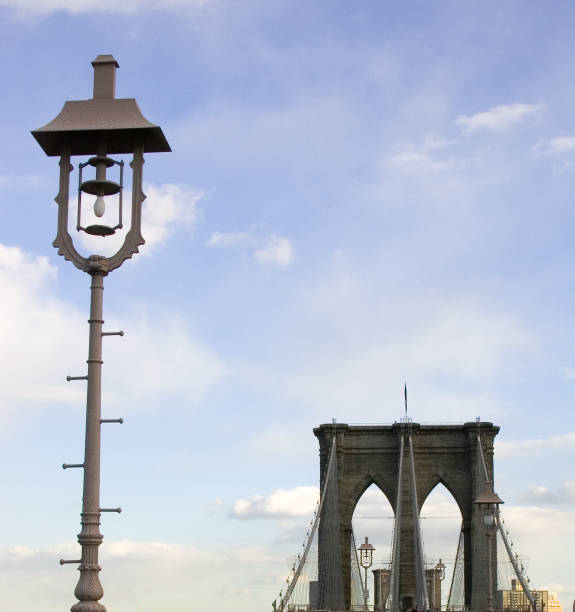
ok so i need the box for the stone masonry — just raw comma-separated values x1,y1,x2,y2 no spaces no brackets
314,422,500,611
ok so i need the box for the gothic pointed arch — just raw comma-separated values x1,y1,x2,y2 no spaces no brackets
314,421,499,611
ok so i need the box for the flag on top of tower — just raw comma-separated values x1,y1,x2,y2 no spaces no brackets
404,382,408,416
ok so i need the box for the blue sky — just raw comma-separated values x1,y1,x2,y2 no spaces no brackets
1,1,575,610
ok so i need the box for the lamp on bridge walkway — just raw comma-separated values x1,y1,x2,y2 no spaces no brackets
359,537,376,611
474,481,504,612
436,558,446,582
32,55,170,612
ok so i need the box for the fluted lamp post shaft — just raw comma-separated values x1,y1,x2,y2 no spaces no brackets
32,55,170,611
73,269,106,611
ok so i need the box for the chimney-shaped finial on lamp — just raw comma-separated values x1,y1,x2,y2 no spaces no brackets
92,54,119,99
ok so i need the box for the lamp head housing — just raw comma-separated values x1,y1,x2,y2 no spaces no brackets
32,55,171,274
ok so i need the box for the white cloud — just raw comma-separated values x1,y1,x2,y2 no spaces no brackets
533,137,575,158
422,134,458,151
547,136,575,154
231,486,319,519
0,539,284,612
524,485,556,503
1,0,212,17
101,540,221,563
456,103,543,133
497,432,575,458
378,136,473,213
386,150,457,172
208,231,255,248
494,506,575,606
0,242,224,423
0,539,275,568
499,505,575,546
4,545,36,560
208,227,295,268
257,292,532,421
254,235,295,267
142,183,202,250
78,182,202,258
102,309,225,409
385,134,460,172
0,245,85,418
523,482,575,505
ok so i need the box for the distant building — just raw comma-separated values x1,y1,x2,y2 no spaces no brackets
426,565,443,612
373,568,391,611
497,579,562,612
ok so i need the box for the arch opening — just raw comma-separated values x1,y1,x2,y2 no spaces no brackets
352,483,395,611
420,483,462,611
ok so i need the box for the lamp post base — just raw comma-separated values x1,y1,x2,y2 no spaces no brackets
71,603,106,612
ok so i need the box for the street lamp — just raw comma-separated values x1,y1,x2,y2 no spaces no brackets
359,537,375,610
474,480,504,612
32,55,170,612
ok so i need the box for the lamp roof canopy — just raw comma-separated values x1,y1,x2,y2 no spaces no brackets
32,54,171,157
474,480,504,506
358,537,375,551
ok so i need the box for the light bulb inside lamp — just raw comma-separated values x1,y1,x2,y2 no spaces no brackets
94,194,106,218
483,511,495,527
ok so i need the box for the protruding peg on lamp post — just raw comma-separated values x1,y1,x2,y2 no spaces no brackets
66,375,88,382
101,418,124,424
100,507,122,513
60,559,82,565
102,330,124,337
62,463,85,469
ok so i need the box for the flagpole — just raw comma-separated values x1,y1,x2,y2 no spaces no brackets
404,382,408,416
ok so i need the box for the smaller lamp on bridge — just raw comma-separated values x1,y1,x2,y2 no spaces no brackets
359,536,375,569
474,480,504,612
435,558,446,582
359,537,375,610
474,479,504,527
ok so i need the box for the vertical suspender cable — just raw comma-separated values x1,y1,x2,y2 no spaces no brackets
389,431,404,612
409,431,429,611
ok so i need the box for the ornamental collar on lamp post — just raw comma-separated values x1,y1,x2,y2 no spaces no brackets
31,55,171,275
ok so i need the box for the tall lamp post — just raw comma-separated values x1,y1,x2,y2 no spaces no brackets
359,537,375,611
32,55,170,612
474,481,504,612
